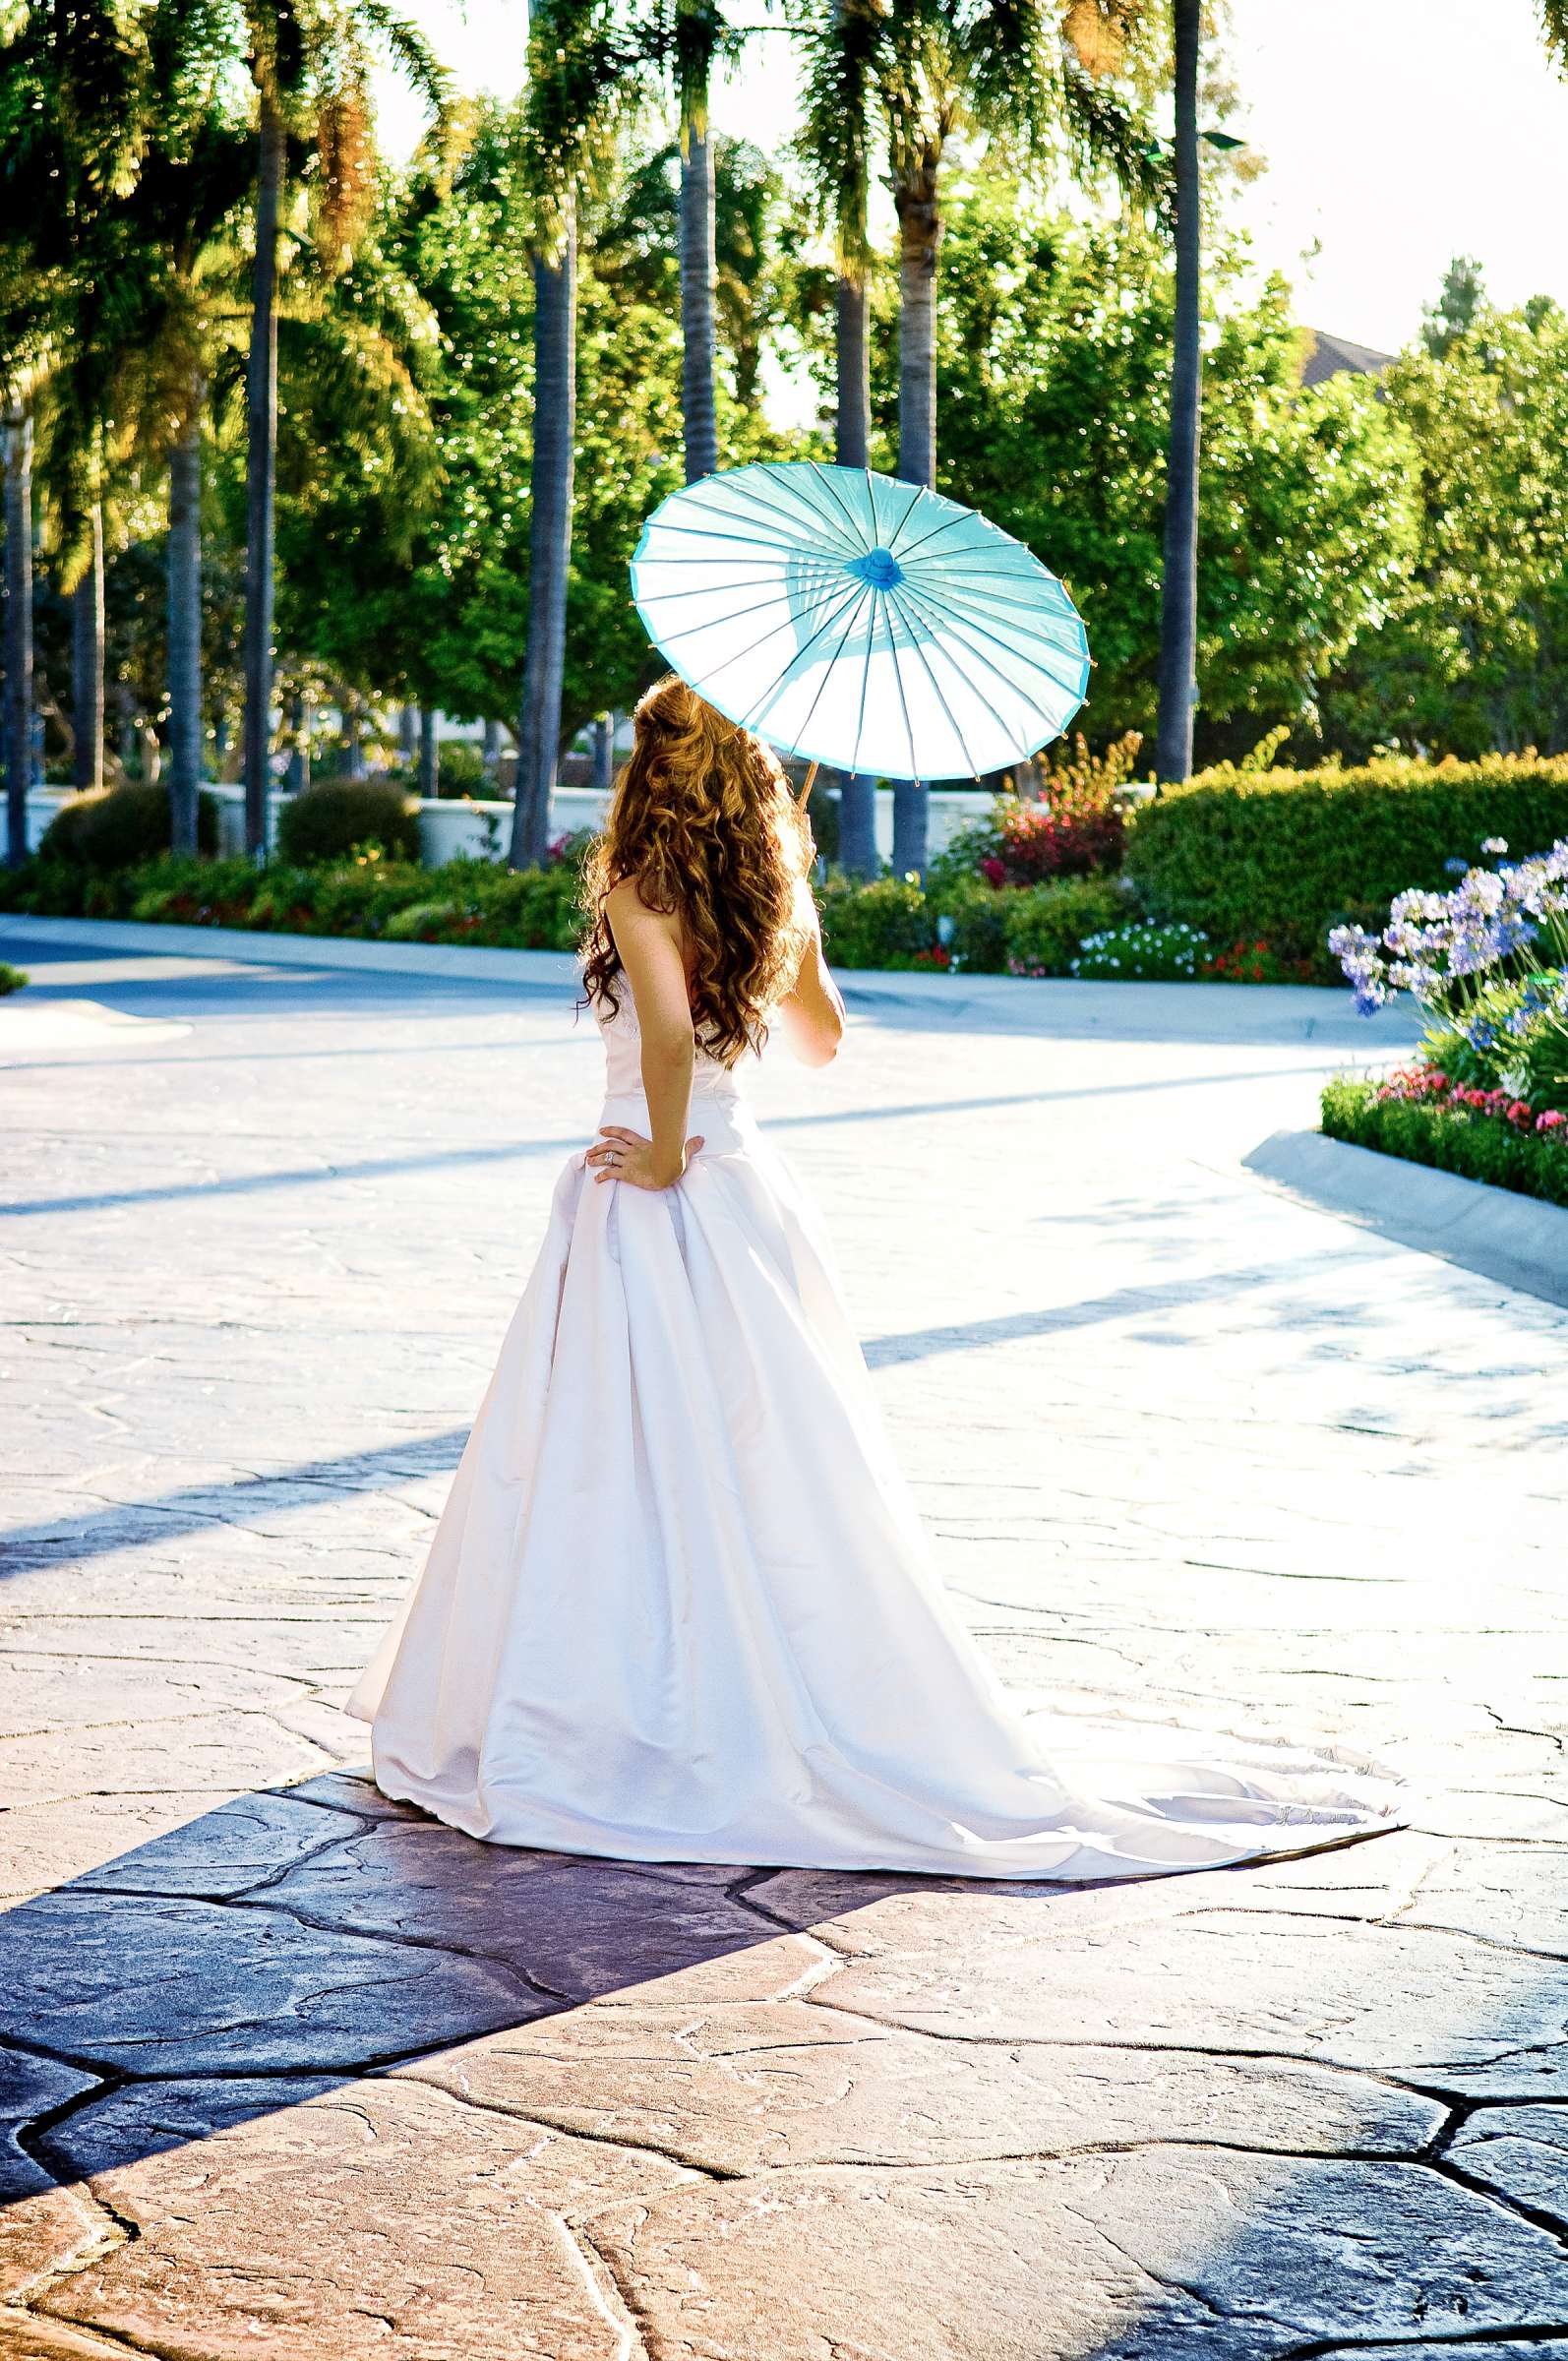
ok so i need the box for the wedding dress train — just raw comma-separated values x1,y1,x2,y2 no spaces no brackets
349,993,1401,1878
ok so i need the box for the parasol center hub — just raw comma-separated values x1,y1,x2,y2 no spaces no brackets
846,546,904,590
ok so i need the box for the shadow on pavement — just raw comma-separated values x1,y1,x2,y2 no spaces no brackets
0,1433,469,1582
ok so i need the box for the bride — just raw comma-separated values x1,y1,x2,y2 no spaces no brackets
349,674,1400,1878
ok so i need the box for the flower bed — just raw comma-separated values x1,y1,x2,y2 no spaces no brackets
1326,832,1568,1209
1321,1073,1568,1210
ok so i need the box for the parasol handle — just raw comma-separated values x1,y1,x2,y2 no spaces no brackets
800,760,818,807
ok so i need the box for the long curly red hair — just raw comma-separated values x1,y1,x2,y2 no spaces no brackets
580,676,814,1067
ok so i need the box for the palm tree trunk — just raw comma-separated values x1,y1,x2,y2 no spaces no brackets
399,701,418,760
833,268,878,876
167,395,204,852
482,715,501,784
894,152,938,490
4,405,33,869
242,91,284,856
419,705,438,797
592,713,613,793
892,148,940,876
1156,0,1202,785
286,693,310,791
72,501,105,795
835,272,870,470
512,216,577,871
679,111,718,483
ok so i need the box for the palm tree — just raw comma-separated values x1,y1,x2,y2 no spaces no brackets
1154,0,1200,783
3,402,33,867
512,0,637,870
798,0,881,874
71,495,104,792
167,395,205,842
656,1,735,484
876,0,1157,870
237,0,448,855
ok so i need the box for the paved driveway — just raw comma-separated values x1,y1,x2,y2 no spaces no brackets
1,924,1563,2360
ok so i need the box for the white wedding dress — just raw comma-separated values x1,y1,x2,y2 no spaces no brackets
349,991,1402,1878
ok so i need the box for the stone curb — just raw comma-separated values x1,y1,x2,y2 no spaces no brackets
1244,1127,1568,1309
0,915,1428,1045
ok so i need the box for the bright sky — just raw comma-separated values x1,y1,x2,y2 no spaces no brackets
384,0,1568,357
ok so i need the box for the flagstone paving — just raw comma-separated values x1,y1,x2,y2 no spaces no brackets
1,924,1565,2361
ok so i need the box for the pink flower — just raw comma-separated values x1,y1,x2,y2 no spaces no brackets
978,857,1006,888
1537,1110,1567,1133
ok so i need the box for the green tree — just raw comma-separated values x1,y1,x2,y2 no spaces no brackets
1421,254,1485,359
928,193,1416,757
875,0,1156,869
1154,0,1200,782
234,0,447,853
1319,301,1568,758
511,0,641,867
639,0,745,484
796,0,883,873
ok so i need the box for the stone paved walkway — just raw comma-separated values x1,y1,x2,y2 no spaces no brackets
1,923,1564,2361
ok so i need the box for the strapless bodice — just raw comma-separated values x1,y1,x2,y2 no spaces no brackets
592,990,749,1105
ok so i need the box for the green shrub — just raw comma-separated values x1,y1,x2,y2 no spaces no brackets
1069,918,1210,981
1126,756,1568,976
1000,875,1131,976
275,780,421,865
0,961,28,994
938,878,1011,972
128,855,270,926
1322,1075,1568,1209
437,743,490,798
40,784,218,869
815,874,935,968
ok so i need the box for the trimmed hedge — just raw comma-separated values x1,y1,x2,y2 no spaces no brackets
1321,1075,1568,1210
40,784,218,868
0,851,585,951
1127,756,1568,975
814,870,1130,973
0,847,1131,979
275,779,421,864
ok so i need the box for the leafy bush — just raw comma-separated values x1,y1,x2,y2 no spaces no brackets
1322,1073,1568,1209
437,743,491,798
40,785,218,869
275,780,421,865
999,876,1131,976
1127,756,1568,975
928,739,1140,899
1070,920,1210,981
0,961,28,994
815,874,935,968
938,877,1011,972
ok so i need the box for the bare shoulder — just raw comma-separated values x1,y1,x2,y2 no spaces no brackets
604,876,681,943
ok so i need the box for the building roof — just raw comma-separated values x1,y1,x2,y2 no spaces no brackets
1301,329,1395,388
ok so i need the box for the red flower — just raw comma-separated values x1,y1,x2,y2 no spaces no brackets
978,857,1006,888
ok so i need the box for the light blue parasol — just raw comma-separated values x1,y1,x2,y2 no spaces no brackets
630,460,1090,782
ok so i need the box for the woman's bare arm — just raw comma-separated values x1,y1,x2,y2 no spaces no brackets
586,880,701,1189
775,876,845,1068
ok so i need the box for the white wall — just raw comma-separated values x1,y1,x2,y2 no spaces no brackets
22,781,992,868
